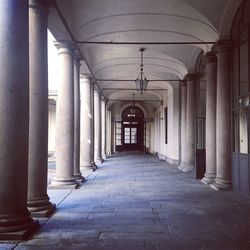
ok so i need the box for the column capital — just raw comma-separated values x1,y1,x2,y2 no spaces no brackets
107,104,111,111
94,88,101,96
101,96,107,101
29,0,49,18
185,73,196,82
73,50,82,65
29,0,50,8
205,51,217,63
54,41,75,56
215,40,233,54
80,74,92,82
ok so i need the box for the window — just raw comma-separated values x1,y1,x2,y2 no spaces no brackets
115,122,122,146
123,127,137,144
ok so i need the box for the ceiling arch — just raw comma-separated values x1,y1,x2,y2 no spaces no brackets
50,0,242,101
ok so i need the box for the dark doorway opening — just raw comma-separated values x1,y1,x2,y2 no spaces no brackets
117,106,144,151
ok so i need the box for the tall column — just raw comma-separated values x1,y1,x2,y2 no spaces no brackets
202,51,217,184
73,52,84,182
106,108,112,156
80,75,96,170
109,109,112,156
0,0,38,240
178,80,187,170
28,0,56,217
101,99,107,160
211,40,232,191
50,41,79,189
90,81,98,169
111,118,115,153
180,74,195,172
94,89,104,163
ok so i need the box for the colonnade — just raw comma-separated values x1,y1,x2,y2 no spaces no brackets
0,0,110,239
179,41,232,190
0,0,234,241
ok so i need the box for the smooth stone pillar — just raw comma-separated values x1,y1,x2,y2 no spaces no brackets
94,89,104,163
101,99,107,160
50,41,79,189
211,41,232,191
80,75,96,171
73,52,84,182
181,74,195,172
90,81,98,170
178,80,187,170
28,0,56,218
202,51,217,184
0,0,39,240
106,108,112,156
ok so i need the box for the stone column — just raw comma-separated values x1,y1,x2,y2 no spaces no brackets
28,0,56,217
178,80,187,170
80,75,96,170
0,0,38,240
202,51,217,184
101,99,107,160
94,89,104,163
50,41,79,189
73,52,84,182
90,81,98,170
181,74,195,172
211,40,232,191
108,109,113,155
106,108,112,156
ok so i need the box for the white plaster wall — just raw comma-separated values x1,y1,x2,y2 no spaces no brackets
48,101,56,153
150,122,155,154
157,86,180,164
154,111,161,153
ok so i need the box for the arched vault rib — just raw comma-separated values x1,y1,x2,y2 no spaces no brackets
106,89,164,99
76,13,218,36
94,63,185,80
92,56,186,73
82,30,211,50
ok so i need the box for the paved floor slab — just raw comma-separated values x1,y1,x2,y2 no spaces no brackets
2,152,250,249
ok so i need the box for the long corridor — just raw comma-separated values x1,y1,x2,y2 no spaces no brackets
9,153,250,249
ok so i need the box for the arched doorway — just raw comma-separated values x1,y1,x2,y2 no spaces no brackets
121,106,144,151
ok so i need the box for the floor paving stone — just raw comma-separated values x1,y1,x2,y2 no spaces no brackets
3,152,250,249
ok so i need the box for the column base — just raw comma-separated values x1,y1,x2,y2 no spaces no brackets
90,161,98,171
81,164,97,172
201,174,216,185
0,212,39,241
210,180,232,191
49,178,79,189
92,163,98,171
178,165,184,170
0,221,39,241
74,174,86,183
179,162,194,172
95,158,104,164
91,161,99,170
28,196,56,218
30,204,56,218
106,152,111,158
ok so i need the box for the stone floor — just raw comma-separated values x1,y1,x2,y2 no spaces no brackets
2,152,250,250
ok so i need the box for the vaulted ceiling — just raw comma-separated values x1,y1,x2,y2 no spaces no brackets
48,0,242,103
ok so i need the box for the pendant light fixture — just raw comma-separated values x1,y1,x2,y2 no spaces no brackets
135,48,148,94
